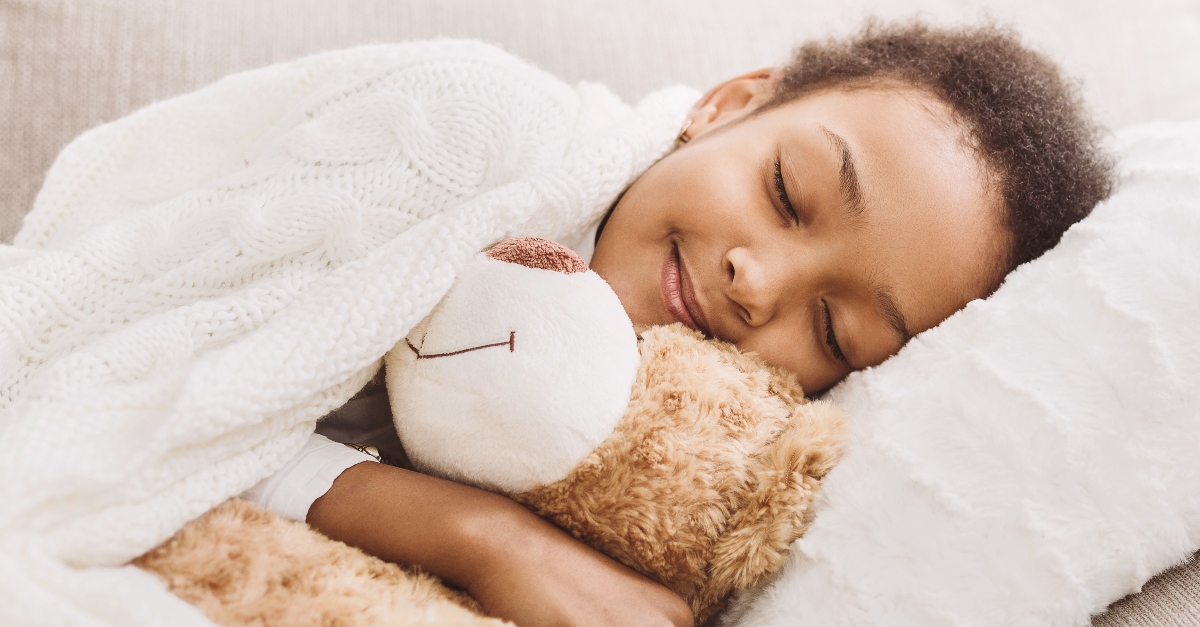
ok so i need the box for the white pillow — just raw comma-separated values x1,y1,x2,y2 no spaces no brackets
726,120,1200,626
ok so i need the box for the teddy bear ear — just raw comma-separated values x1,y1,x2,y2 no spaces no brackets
486,237,588,274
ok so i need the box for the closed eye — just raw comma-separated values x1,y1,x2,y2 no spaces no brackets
773,155,799,225
820,301,848,365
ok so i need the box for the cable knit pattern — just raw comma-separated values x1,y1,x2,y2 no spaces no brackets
0,40,697,626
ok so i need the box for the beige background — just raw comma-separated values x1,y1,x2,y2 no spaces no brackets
3,1,1199,624
5,0,1200,243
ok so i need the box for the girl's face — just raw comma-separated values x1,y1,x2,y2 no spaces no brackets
590,72,1005,394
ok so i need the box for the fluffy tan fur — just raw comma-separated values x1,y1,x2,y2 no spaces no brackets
513,324,844,622
134,324,844,626
133,497,506,627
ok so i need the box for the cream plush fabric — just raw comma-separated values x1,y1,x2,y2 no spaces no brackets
0,40,693,625
721,120,1200,626
387,250,639,493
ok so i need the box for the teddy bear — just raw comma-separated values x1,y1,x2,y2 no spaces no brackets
133,237,846,626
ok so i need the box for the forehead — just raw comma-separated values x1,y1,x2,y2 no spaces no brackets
764,86,976,186
764,87,1006,334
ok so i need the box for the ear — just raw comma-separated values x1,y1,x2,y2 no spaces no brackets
684,68,782,141
485,236,587,274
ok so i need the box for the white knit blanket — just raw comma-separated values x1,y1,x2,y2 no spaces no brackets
0,40,696,626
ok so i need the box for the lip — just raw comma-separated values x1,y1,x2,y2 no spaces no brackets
661,243,712,336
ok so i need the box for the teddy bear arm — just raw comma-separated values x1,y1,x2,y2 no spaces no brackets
133,498,508,627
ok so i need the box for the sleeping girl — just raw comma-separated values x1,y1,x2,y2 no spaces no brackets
233,21,1115,627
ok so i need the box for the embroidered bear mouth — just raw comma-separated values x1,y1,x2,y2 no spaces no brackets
404,331,516,359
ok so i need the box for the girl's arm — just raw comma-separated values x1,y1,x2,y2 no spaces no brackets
307,460,693,627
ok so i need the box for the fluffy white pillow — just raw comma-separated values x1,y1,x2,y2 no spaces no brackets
726,120,1200,626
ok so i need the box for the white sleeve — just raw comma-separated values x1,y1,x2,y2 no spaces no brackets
242,433,378,522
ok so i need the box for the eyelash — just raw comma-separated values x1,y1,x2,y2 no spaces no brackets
772,157,799,225
775,155,843,365
821,300,847,364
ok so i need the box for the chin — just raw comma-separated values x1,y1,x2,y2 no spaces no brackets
616,292,664,329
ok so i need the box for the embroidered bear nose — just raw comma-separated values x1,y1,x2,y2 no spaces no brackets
486,236,587,274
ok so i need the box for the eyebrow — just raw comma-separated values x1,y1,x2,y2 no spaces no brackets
815,125,911,346
818,125,867,219
875,285,912,345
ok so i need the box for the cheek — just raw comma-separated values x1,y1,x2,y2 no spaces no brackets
591,236,672,329
598,270,647,322
736,327,843,396
651,143,762,228
679,159,755,220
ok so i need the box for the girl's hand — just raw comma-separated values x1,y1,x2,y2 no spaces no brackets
307,461,692,627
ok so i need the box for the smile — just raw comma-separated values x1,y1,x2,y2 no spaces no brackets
661,243,712,336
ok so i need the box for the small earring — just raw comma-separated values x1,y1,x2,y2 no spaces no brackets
676,118,693,145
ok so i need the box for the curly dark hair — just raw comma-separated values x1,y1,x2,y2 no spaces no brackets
762,21,1114,272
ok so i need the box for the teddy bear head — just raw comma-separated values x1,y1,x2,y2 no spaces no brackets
384,237,640,493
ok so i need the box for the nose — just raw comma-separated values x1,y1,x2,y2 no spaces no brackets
723,247,781,327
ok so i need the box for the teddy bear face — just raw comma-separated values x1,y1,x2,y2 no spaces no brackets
384,238,640,493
